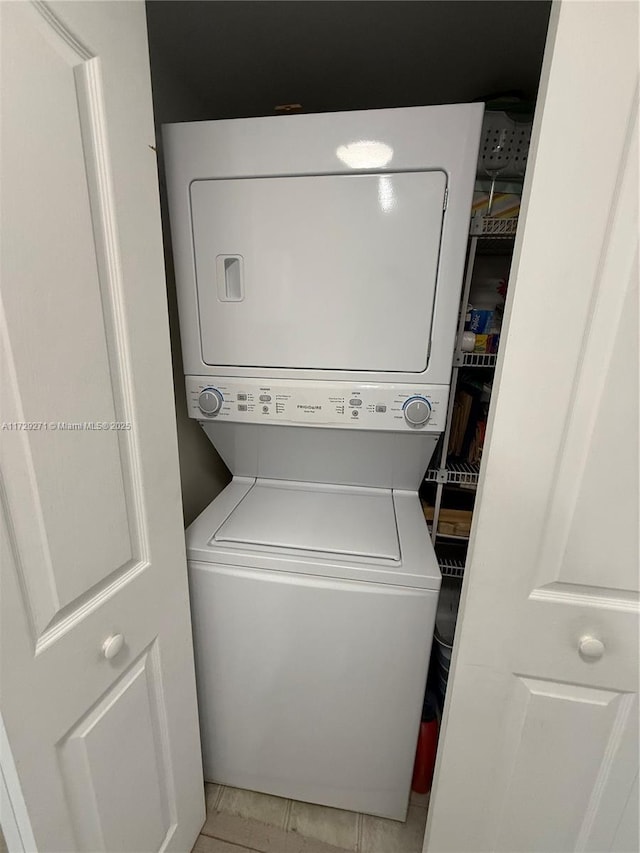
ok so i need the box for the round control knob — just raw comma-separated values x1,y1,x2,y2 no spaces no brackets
578,635,605,661
403,396,432,427
198,387,224,416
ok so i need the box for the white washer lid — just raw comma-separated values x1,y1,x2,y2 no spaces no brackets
213,479,400,561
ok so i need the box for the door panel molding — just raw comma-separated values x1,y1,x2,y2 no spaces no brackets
32,0,91,61
1,0,151,648
576,692,637,850
57,642,177,852
530,584,638,612
533,92,638,596
493,678,636,853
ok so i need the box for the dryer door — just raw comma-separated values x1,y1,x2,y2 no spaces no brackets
190,170,446,373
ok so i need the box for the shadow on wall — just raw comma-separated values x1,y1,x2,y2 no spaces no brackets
147,50,231,526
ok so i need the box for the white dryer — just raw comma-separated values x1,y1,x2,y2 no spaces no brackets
163,104,482,820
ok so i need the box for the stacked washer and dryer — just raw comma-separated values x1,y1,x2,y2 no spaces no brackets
164,104,482,821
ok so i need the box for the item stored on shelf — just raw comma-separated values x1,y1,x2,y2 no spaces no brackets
467,420,486,466
467,309,494,334
411,691,439,794
449,389,473,457
465,277,508,353
470,332,500,355
433,582,461,702
477,110,532,181
471,190,521,221
447,376,491,463
421,502,473,537
460,331,476,352
473,334,489,353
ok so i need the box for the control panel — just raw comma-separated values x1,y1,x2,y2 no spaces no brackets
186,376,447,432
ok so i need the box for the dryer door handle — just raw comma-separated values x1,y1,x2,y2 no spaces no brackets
216,254,244,302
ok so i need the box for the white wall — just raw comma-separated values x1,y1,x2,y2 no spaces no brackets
148,52,231,525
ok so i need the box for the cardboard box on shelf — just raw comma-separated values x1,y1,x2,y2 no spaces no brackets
421,501,473,537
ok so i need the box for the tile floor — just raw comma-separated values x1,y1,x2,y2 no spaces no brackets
192,783,430,853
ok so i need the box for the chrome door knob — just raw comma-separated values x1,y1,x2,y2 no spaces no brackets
102,633,125,660
578,635,605,661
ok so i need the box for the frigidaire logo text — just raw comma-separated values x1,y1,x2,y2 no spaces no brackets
297,405,321,410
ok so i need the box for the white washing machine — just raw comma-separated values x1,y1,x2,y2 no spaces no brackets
163,104,483,820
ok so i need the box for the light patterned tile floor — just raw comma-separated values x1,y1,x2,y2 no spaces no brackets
193,783,430,853
288,800,360,850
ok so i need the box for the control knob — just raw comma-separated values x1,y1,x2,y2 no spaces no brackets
198,387,224,416
403,396,432,427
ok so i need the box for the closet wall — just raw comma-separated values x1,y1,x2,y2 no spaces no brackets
148,48,231,525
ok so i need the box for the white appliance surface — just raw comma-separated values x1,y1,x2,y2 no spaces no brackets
184,376,448,432
165,104,479,822
187,477,441,590
187,378,446,489
187,479,441,819
191,171,446,372
163,103,483,386
201,421,440,490
214,479,400,561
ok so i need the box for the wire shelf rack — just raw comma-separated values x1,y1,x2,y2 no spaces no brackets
424,461,481,486
470,215,519,237
453,352,498,368
438,557,465,579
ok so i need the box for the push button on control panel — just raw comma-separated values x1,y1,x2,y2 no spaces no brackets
259,394,272,402
375,405,387,413
349,398,362,407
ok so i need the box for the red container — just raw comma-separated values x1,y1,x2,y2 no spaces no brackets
411,718,439,794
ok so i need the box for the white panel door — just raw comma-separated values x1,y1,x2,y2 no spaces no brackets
0,2,204,850
190,171,446,372
425,3,638,852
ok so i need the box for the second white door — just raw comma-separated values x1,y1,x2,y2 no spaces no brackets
425,2,639,851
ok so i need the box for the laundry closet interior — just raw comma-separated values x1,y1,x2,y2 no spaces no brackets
145,0,551,844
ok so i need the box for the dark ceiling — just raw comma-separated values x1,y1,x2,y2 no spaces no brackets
146,0,551,120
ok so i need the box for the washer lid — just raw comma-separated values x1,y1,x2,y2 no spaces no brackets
213,479,400,561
